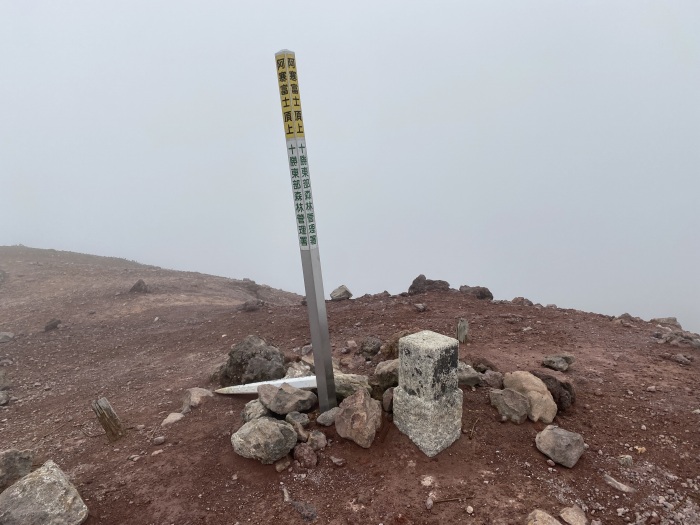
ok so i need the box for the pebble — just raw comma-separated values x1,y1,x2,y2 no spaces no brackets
151,449,163,456
641,425,647,431
546,459,556,467
466,506,474,514
425,497,433,510
153,436,166,445
646,386,656,392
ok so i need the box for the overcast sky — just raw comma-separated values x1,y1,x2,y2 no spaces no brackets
1,1,698,332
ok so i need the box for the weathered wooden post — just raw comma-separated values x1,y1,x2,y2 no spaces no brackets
91,397,125,442
275,49,336,412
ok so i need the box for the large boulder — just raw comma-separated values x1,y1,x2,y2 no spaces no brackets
334,373,372,401
0,449,34,492
535,425,585,468
503,371,557,423
0,460,88,525
407,274,450,295
530,370,576,411
335,389,382,448
459,285,493,300
231,417,298,464
258,383,318,415
489,388,529,424
330,285,353,301
219,335,286,387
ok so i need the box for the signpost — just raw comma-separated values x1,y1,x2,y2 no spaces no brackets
275,49,337,412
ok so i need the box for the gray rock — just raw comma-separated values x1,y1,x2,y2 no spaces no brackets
284,361,312,378
44,319,61,332
382,387,394,413
414,303,426,312
181,387,213,414
0,391,9,406
530,370,576,411
0,460,88,525
129,279,149,293
307,430,327,451
526,509,562,525
651,317,682,329
511,296,534,306
219,335,286,387
274,455,291,472
335,389,382,448
618,454,633,467
408,274,450,295
293,443,317,468
258,383,318,415
543,354,575,372
560,505,588,525
459,285,493,300
285,411,310,427
231,417,297,464
456,318,469,343
241,299,263,312
334,373,372,400
672,353,692,365
330,285,353,301
161,413,184,427
360,336,381,358
535,425,585,468
489,388,529,424
503,371,557,423
369,359,399,395
0,449,34,492
603,473,636,493
241,399,271,422
457,362,481,387
0,332,14,344
315,407,340,427
479,370,504,389
152,436,166,446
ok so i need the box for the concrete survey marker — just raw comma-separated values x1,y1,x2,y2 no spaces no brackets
393,330,463,457
275,49,336,412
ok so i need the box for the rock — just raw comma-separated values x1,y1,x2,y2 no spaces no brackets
503,371,558,423
472,357,498,373
542,355,574,372
284,361,313,378
393,331,462,457
560,505,588,525
530,370,576,411
274,455,291,472
293,443,317,468
458,362,481,387
241,299,263,312
258,383,318,415
242,399,271,422
360,336,381,358
231,417,297,464
330,456,346,467
300,344,313,355
618,454,633,467
535,425,585,468
129,279,149,293
285,412,310,427
408,274,450,295
335,389,382,448
315,407,340,427
0,449,34,492
526,509,562,525
603,473,636,493
381,330,413,359
0,332,14,344
330,285,352,301
414,303,426,312
489,389,529,424
181,387,213,413
479,370,504,389
672,353,692,365
44,319,61,332
0,391,9,406
161,413,185,427
334,373,372,400
152,436,166,445
307,430,327,451
456,318,469,343
289,419,309,442
459,285,493,300
370,359,399,394
219,335,286,387
511,297,533,306
651,317,682,329
382,387,394,413
0,460,88,525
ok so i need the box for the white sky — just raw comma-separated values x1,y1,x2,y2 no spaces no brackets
1,1,699,331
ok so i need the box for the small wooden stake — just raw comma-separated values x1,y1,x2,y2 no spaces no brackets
91,397,125,442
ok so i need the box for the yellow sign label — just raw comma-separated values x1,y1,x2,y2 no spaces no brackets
275,50,305,139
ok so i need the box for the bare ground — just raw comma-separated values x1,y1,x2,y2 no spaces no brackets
0,246,698,525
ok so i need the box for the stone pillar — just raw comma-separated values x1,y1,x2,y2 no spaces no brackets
393,330,462,457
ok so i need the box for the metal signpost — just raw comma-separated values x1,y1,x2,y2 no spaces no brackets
275,49,337,412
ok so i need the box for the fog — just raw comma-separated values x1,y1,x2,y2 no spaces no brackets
2,1,698,332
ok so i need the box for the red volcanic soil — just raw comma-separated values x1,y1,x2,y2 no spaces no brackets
0,246,698,525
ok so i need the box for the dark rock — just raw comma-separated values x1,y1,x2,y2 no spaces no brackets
241,299,263,312
219,335,286,387
290,500,317,521
408,274,450,295
360,336,381,358
542,355,574,372
0,449,34,492
0,391,9,406
511,297,534,306
285,411,310,427
459,285,493,300
129,279,149,293
258,383,318,415
293,443,317,468
381,330,413,359
44,319,61,332
530,370,576,411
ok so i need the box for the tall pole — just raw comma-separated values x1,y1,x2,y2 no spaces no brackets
275,49,337,412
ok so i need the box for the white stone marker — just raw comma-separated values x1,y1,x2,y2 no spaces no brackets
393,330,462,457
